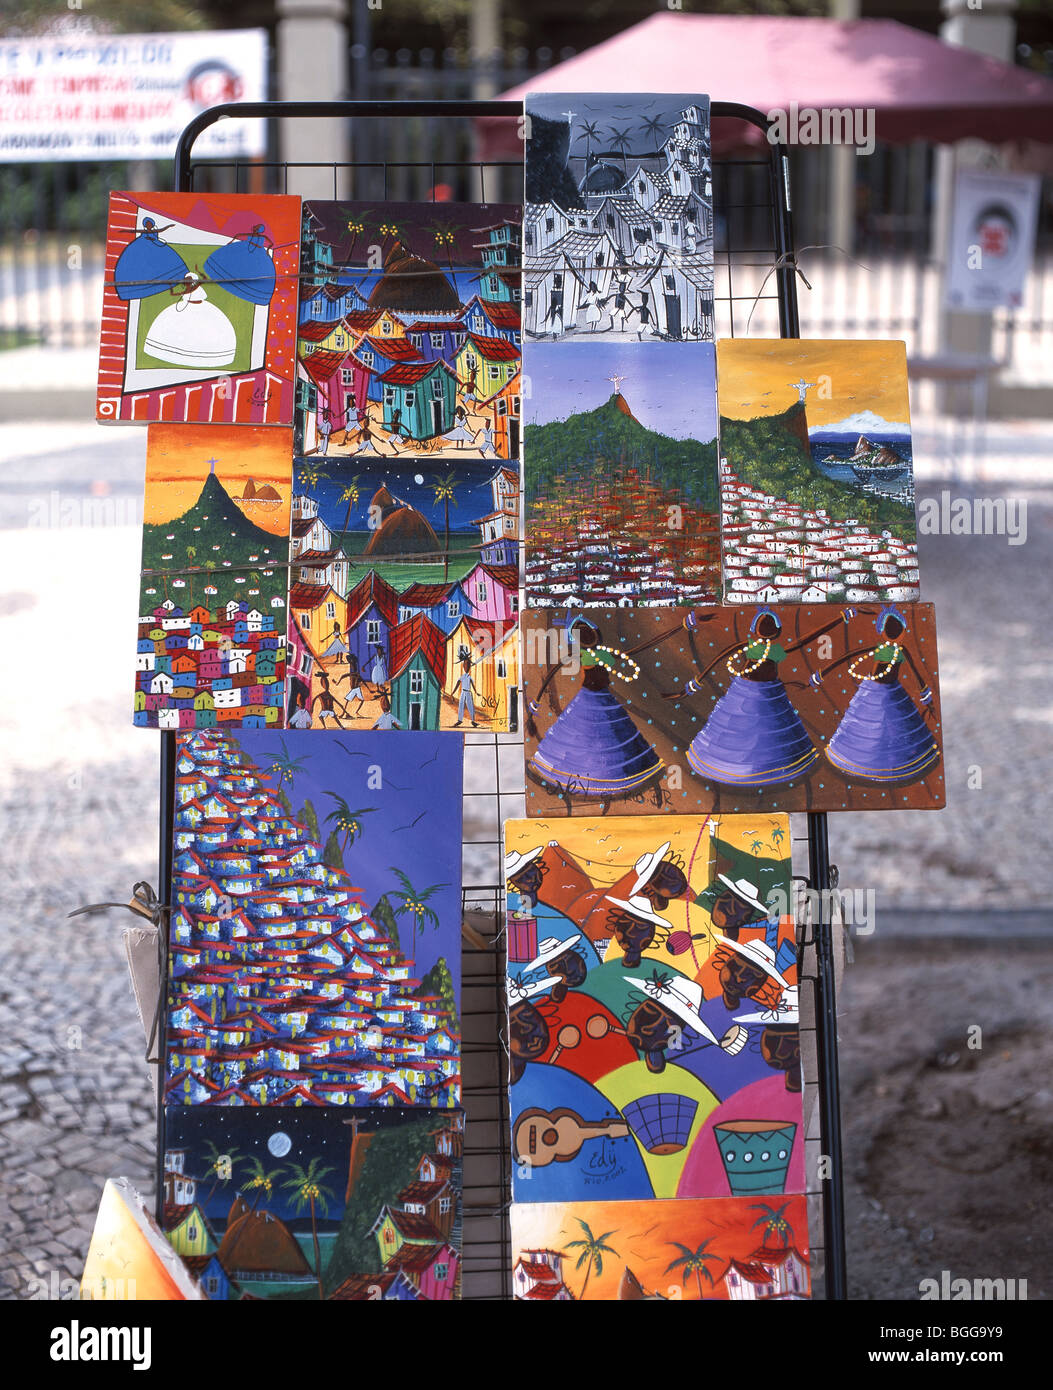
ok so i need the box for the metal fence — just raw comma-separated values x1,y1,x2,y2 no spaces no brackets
2,43,1051,403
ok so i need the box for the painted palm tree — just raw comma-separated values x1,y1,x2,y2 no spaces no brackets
665,1239,721,1300
607,126,635,178
387,866,449,957
201,1141,241,1203
377,219,403,257
323,794,378,855
565,1218,618,1299
638,112,667,157
577,118,601,167
297,461,322,491
185,544,197,566
750,1200,794,1249
429,471,459,581
344,213,369,262
770,824,786,847
751,838,765,855
282,1158,337,1299
425,218,464,282
338,475,363,541
242,1157,282,1212
268,736,310,792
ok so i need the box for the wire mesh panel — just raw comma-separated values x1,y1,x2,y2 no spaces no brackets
174,100,838,1302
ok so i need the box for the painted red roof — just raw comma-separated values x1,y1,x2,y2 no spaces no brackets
298,319,339,342
398,582,454,607
522,1282,568,1300
389,614,446,683
385,1242,452,1274
289,582,334,609
474,298,520,328
299,349,347,385
345,308,383,332
363,335,422,362
378,359,455,387
519,1260,560,1282
462,332,519,361
403,319,464,334
346,569,399,629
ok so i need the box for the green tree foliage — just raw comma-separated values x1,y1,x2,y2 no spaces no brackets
322,830,345,872
721,405,915,542
416,956,458,1032
525,395,718,510
300,799,321,843
371,893,401,952
323,1117,451,1293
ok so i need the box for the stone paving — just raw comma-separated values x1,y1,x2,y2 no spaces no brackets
0,411,1049,1299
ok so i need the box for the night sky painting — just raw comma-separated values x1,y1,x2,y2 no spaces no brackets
303,199,522,274
161,1106,464,1300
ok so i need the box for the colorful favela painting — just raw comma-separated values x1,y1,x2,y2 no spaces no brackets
717,339,920,605
160,1106,464,1300
286,455,520,732
165,729,462,1107
295,200,522,459
98,191,301,425
524,93,713,341
135,424,293,731
511,1195,809,1300
505,816,802,1205
524,341,719,606
522,604,945,814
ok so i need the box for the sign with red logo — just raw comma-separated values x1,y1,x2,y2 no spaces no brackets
946,168,1040,311
0,30,267,162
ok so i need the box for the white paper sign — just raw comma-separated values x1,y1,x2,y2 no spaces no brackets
0,29,267,162
945,168,1040,311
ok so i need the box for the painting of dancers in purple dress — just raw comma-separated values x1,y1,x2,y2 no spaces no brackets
522,604,945,815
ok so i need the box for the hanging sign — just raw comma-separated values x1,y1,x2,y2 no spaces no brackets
945,168,1040,311
0,29,267,162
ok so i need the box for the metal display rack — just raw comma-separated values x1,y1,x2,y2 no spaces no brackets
158,98,846,1302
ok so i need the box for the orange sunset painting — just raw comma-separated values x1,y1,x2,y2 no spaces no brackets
512,1196,810,1300
143,423,293,535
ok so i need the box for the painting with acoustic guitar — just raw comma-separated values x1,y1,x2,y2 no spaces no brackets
521,603,945,815
512,1195,810,1300
505,815,804,1205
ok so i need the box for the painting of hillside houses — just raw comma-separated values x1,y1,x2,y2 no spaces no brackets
523,93,713,341
161,1106,464,1299
511,1195,809,1300
717,339,920,605
286,455,520,732
524,341,719,606
521,603,945,815
165,729,462,1107
294,200,522,460
135,424,293,731
98,190,301,426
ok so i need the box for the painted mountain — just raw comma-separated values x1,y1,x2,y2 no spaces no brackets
524,341,719,605
135,424,293,731
716,339,920,606
164,728,463,1107
160,1106,464,1300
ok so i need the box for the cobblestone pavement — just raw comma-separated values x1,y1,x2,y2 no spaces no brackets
0,413,1050,1299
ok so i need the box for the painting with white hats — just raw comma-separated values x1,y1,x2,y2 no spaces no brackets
504,813,805,1207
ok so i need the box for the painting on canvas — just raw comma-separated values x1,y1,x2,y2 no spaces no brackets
98,191,301,425
295,200,522,459
134,424,293,731
160,1106,464,1300
717,339,919,605
524,341,719,607
165,729,462,1107
522,603,945,814
285,454,520,732
511,1195,810,1300
524,93,713,341
506,815,802,1205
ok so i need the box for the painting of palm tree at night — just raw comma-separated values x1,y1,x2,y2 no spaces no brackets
165,729,463,1108
295,200,522,459
511,1196,809,1300
161,1106,464,1299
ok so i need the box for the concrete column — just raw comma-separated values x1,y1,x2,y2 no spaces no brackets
276,0,351,200
934,0,1018,368
827,0,860,255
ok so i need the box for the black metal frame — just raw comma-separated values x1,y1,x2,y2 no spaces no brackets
159,97,846,1302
